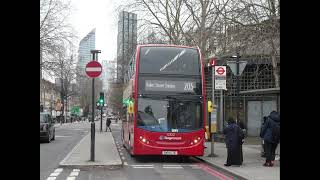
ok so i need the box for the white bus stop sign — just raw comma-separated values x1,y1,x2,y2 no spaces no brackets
214,66,227,90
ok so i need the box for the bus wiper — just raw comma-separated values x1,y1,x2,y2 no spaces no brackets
177,92,198,95
166,95,178,100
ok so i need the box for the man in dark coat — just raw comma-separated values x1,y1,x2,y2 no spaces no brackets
260,111,280,167
106,117,112,132
223,117,245,166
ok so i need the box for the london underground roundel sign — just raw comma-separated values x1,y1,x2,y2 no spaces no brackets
85,61,102,78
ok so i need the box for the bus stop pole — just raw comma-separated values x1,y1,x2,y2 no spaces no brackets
208,65,217,157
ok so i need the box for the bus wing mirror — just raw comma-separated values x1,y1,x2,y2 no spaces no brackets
208,101,213,113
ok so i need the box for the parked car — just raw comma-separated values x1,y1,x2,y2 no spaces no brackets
40,112,55,143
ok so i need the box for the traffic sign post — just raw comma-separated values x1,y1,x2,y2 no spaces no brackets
214,66,227,90
87,50,101,162
208,57,218,157
227,53,247,123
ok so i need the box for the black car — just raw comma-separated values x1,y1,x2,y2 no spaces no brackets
40,112,55,143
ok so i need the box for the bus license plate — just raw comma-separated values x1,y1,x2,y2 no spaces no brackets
162,151,178,155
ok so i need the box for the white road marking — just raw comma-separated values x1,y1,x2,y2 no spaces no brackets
66,177,76,180
46,177,56,180
72,169,80,172
55,136,71,138
120,152,123,155
163,166,183,169
54,168,63,173
121,156,125,160
124,162,128,165
131,164,154,167
132,167,154,169
163,165,183,169
49,172,60,177
163,165,183,166
69,172,79,176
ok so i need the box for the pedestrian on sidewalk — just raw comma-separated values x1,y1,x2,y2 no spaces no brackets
260,116,268,157
106,117,112,132
260,111,280,167
223,117,245,166
237,120,246,164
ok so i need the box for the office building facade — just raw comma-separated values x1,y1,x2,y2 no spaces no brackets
77,28,96,76
117,11,137,83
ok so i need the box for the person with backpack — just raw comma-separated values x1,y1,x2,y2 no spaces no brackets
260,111,280,167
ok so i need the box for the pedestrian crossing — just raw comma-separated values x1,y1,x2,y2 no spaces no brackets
45,168,80,180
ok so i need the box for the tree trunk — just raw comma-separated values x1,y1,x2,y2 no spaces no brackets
200,0,207,58
40,45,42,106
271,54,280,88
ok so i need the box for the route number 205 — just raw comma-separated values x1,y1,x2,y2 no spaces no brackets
184,82,194,91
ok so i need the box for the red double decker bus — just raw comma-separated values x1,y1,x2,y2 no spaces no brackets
121,44,207,156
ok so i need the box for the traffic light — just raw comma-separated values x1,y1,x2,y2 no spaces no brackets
123,99,131,106
99,92,104,106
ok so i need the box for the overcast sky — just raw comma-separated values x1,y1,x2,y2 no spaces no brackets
69,0,122,62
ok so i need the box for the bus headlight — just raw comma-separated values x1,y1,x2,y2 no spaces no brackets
191,137,201,145
140,136,149,144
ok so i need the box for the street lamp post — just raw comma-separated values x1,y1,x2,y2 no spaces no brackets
236,49,240,123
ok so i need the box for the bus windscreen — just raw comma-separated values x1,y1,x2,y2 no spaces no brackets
139,46,201,75
137,97,203,132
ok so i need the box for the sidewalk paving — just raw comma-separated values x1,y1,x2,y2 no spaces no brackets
59,123,122,170
196,141,279,180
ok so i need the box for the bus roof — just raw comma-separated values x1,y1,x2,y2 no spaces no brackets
137,44,199,50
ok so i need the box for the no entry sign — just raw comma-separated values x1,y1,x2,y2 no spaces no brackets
86,61,102,78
